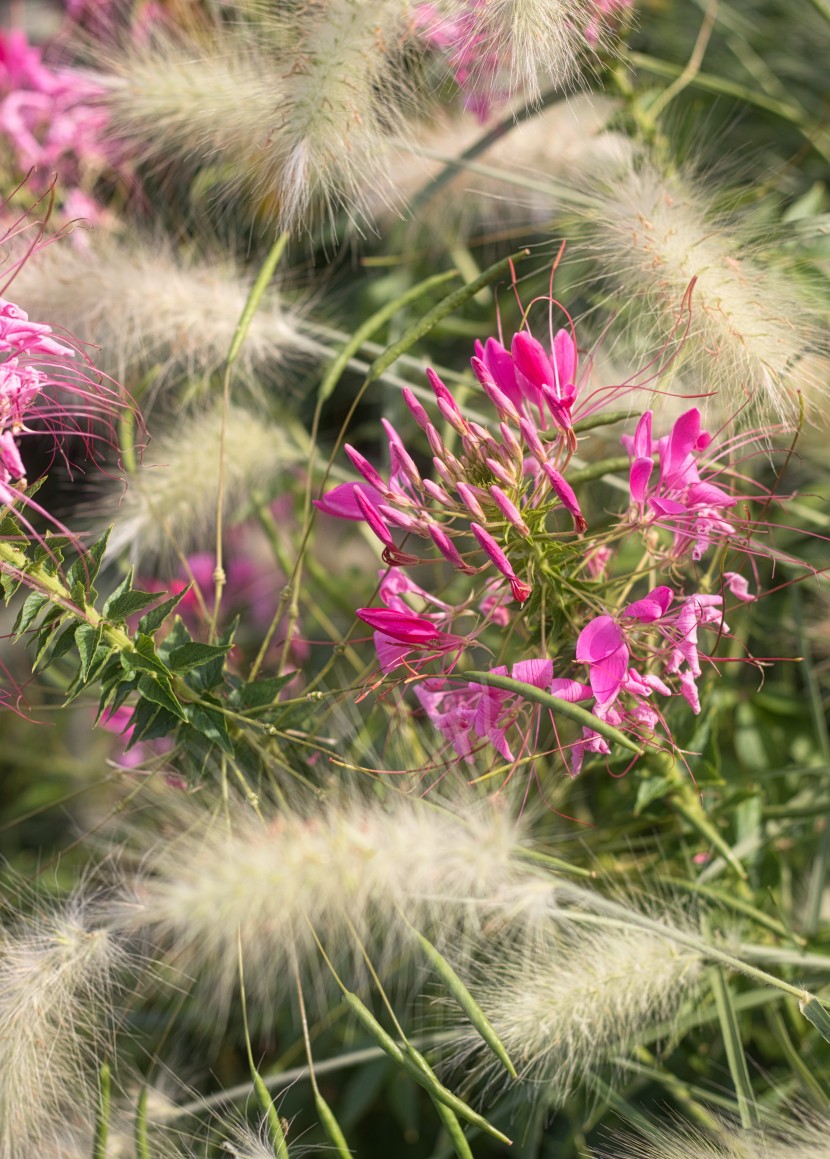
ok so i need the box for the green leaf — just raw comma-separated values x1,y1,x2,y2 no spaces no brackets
102,567,134,618
13,590,49,639
186,617,238,692
120,637,170,679
65,528,111,597
168,642,230,675
31,606,69,669
96,675,139,723
229,673,295,711
800,994,830,1042
124,698,160,748
136,672,186,721
184,702,234,754
33,616,73,671
75,622,104,682
0,572,21,602
138,587,189,636
105,588,161,623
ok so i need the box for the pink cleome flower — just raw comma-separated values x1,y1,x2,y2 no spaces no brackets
315,323,587,607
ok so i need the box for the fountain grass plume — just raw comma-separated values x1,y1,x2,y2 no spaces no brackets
114,788,539,1017
596,1115,830,1159
0,897,127,1159
104,1,420,233
9,233,313,395
447,899,701,1096
103,400,305,563
428,0,610,106
576,153,828,422
369,94,624,236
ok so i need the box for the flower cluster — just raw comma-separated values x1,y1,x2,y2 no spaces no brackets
0,296,73,497
0,28,115,223
317,322,587,605
317,307,784,780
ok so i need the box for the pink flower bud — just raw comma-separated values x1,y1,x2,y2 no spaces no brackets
355,486,395,549
471,523,531,602
422,479,453,506
436,395,467,435
471,356,521,422
485,457,514,488
428,523,477,573
402,386,431,430
345,444,388,493
425,423,446,459
489,485,529,535
457,482,486,521
541,463,587,533
518,417,546,461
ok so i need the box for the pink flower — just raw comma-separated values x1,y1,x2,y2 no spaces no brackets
575,615,629,706
313,481,385,521
622,408,738,560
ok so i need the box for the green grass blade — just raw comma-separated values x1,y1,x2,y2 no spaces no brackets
710,967,760,1129
454,670,643,756
92,1061,111,1159
317,270,460,403
365,249,531,385
407,921,517,1078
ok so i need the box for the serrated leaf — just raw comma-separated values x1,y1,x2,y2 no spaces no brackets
69,579,87,610
157,617,192,657
96,675,139,723
105,588,161,622
136,672,186,720
138,587,189,636
184,702,234,754
13,590,49,640
0,572,21,602
187,616,238,692
134,702,180,743
120,640,170,678
168,642,230,675
229,674,294,711
124,698,159,749
180,725,216,776
65,528,111,598
32,609,71,670
102,568,134,618
75,622,104,683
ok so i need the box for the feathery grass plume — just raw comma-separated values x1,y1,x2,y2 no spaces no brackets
369,93,625,236
447,906,701,1096
115,789,539,1016
9,233,313,395
104,1,421,233
0,897,126,1159
596,1115,830,1159
425,0,608,107
102,401,305,563
574,153,828,421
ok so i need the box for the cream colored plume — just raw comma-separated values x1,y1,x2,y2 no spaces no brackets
103,401,305,562
0,901,125,1159
9,233,311,394
576,154,829,422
